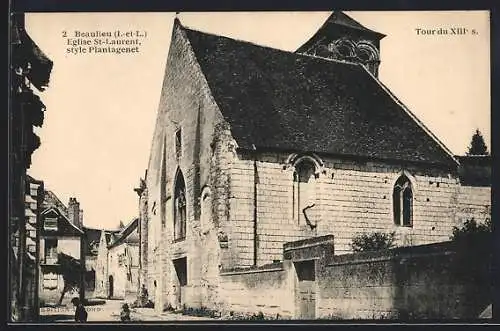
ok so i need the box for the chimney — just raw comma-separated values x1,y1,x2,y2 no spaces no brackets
67,197,82,228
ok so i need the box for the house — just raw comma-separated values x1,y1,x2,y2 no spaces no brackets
140,12,491,314
82,226,114,298
107,218,140,300
94,229,120,298
38,194,85,305
21,175,44,320
10,12,53,322
94,219,140,300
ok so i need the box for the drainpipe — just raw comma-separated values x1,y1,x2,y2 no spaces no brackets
252,144,258,267
18,172,26,321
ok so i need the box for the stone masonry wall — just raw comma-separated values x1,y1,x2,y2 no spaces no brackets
317,253,396,319
145,21,235,312
318,242,491,319
219,261,295,318
229,151,491,261
218,240,490,320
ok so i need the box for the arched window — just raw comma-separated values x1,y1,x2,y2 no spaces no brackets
293,159,317,224
393,175,413,227
174,171,187,241
355,42,380,76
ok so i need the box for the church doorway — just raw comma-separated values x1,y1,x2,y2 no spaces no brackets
173,257,187,308
108,275,114,299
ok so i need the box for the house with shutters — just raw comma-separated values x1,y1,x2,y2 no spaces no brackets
38,193,85,304
139,12,491,315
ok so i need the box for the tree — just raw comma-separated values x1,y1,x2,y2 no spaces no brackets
119,221,125,229
351,231,397,252
450,218,492,285
450,217,492,242
57,252,84,306
466,129,489,156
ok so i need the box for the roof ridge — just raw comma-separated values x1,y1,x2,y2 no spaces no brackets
109,218,139,248
182,24,361,68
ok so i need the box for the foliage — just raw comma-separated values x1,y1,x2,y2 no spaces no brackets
351,231,397,252
450,218,492,284
56,252,83,305
450,217,492,242
181,305,219,318
466,129,489,156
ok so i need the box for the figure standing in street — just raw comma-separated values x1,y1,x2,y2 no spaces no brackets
140,284,149,307
71,297,88,322
120,303,131,321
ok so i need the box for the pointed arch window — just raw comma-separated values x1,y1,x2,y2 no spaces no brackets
393,175,413,227
293,159,317,224
174,171,187,241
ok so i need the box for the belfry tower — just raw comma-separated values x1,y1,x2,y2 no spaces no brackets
295,11,386,77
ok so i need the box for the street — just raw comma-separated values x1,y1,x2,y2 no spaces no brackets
39,299,214,322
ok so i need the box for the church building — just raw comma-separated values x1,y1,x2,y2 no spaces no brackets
140,12,491,314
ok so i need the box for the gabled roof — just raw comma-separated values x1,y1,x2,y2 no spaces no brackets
108,218,139,249
41,207,84,236
178,22,458,168
42,190,68,216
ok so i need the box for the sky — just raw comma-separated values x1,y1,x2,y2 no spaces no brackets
25,11,491,230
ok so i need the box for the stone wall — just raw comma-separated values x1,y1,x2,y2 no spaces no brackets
145,20,233,312
217,239,491,320
229,151,491,261
219,262,294,318
94,232,108,298
318,242,491,319
454,186,490,225
107,243,139,299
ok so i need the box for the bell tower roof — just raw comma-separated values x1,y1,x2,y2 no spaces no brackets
296,11,386,54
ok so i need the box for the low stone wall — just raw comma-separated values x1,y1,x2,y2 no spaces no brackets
217,238,491,320
219,262,294,318
318,242,491,319
317,253,396,319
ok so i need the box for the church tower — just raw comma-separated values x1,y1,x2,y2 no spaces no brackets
296,12,386,77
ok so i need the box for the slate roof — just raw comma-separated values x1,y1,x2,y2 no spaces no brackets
180,21,457,167
42,190,68,216
108,218,139,249
318,11,385,37
83,227,120,255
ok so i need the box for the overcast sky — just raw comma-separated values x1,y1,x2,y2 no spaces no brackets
25,11,490,229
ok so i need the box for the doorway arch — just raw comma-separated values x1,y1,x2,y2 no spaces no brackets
108,275,114,299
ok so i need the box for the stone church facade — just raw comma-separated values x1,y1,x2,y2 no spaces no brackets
140,12,491,314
